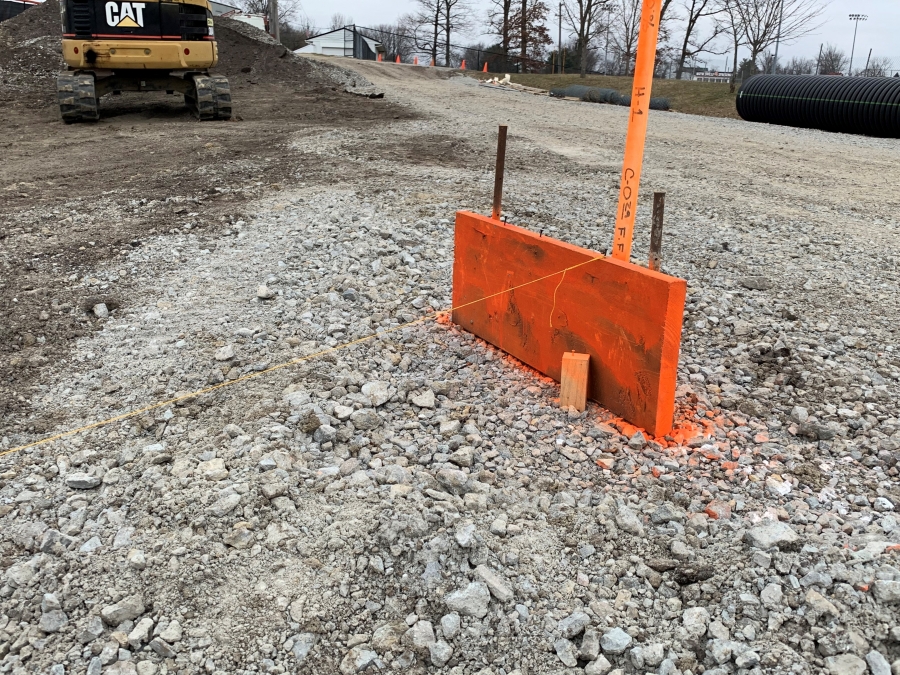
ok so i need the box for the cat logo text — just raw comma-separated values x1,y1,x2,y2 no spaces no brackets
105,1,146,28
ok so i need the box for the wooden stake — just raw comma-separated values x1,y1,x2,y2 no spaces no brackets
649,191,664,271
560,352,590,411
491,125,508,221
612,0,662,262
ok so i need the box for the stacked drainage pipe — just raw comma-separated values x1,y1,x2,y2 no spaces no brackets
736,75,900,138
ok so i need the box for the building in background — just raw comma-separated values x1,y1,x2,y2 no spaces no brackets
295,26,384,61
693,71,732,83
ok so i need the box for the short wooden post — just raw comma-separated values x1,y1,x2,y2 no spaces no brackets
649,191,665,272
491,125,508,221
560,352,590,411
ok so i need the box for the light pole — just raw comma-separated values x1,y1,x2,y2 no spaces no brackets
558,2,563,74
604,5,611,75
771,0,784,74
268,0,279,41
848,14,867,76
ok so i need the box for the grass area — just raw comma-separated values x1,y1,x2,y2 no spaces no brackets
493,73,740,119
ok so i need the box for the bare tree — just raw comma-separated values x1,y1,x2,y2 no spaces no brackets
487,0,515,63
734,0,823,71
520,0,527,64
717,0,745,91
674,0,724,78
329,13,353,30
563,0,609,78
411,0,443,65
610,0,640,75
737,55,757,79
781,55,814,73
506,1,552,69
294,14,317,39
360,25,415,62
441,0,473,67
236,0,299,24
865,56,894,78
817,42,847,75
279,14,317,49
659,0,676,26
758,49,776,73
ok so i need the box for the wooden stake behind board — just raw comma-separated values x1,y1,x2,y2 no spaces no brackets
560,352,590,412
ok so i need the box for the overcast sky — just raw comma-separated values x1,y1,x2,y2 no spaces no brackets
302,0,900,73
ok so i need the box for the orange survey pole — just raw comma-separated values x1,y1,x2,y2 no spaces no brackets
611,0,662,262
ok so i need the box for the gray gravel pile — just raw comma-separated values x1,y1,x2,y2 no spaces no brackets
2,67,900,675
302,55,385,98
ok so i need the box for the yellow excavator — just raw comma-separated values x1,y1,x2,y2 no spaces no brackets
57,0,231,122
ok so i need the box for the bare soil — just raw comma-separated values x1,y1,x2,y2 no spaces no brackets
0,6,418,427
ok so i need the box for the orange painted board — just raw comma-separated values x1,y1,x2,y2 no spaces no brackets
560,352,590,412
451,211,686,437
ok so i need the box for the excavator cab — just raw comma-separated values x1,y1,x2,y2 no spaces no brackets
57,0,231,122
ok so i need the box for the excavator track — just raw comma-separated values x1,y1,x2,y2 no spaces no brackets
185,74,231,121
210,75,232,120
185,75,215,120
58,73,99,124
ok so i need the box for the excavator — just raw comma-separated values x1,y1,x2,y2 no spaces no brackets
57,0,231,122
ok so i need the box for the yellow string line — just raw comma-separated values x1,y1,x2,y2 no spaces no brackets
549,269,567,328
0,253,608,461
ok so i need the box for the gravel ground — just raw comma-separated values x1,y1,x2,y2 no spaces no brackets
2,56,900,675
0,7,408,423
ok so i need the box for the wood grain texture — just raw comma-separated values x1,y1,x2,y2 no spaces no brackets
560,352,590,412
451,211,687,436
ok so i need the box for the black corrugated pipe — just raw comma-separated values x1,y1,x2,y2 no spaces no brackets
736,74,900,138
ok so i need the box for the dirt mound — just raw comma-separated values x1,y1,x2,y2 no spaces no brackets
0,0,65,105
0,0,59,42
212,16,316,88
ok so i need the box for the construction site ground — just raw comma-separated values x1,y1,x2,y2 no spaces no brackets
2,14,900,675
494,73,740,119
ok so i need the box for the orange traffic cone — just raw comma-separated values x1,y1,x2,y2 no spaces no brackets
414,56,419,65
377,53,382,62
482,62,488,72
460,60,466,70
395,55,401,64
430,59,435,67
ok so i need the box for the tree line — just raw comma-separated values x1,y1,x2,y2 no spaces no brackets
244,0,895,88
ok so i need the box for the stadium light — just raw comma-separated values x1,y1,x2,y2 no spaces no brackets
848,14,867,76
